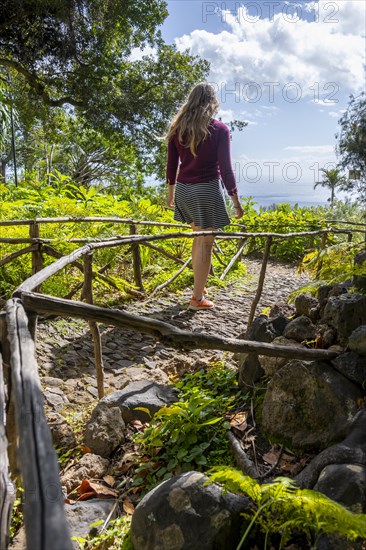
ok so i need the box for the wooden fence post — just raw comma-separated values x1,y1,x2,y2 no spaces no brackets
82,253,105,399
316,231,328,277
220,238,247,280
247,236,272,329
129,223,144,292
29,221,43,294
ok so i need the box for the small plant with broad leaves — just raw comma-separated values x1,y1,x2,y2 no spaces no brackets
133,361,247,491
72,516,132,550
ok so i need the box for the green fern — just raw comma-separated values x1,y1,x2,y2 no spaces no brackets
209,467,366,549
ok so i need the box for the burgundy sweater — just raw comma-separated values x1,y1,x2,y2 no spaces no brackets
166,119,238,196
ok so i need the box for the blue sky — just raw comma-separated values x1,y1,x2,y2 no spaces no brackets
157,0,366,205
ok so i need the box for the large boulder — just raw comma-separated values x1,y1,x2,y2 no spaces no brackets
283,316,317,342
100,380,179,423
238,315,288,388
84,402,125,458
314,464,366,514
332,352,366,388
259,336,303,376
317,285,333,307
238,353,264,390
261,360,361,451
66,499,118,549
130,471,251,550
294,293,319,320
323,294,366,345
348,326,366,357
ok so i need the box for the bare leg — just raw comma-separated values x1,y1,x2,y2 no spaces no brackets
191,225,215,300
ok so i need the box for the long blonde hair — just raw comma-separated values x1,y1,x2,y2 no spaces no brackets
166,82,219,157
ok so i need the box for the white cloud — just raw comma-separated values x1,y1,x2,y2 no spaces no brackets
175,1,365,98
329,111,341,118
309,99,338,107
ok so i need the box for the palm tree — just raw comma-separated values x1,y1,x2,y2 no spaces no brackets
314,168,347,208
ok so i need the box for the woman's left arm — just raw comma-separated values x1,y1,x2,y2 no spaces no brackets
217,125,238,197
166,139,179,207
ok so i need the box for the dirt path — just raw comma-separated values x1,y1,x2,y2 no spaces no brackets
36,259,309,409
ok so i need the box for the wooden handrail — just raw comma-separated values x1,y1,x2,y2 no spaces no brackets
5,299,72,550
0,344,14,550
20,292,340,361
0,216,245,229
9,228,354,295
1,214,365,230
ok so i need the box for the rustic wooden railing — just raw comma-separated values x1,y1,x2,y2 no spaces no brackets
1,216,364,301
0,217,363,548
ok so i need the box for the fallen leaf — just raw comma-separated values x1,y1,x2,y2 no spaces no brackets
123,499,135,515
315,335,323,349
81,445,91,454
103,475,115,487
280,463,298,474
87,481,118,499
129,419,146,430
281,452,296,463
75,479,118,500
229,412,248,432
263,452,277,466
78,491,96,501
78,479,92,494
119,462,135,475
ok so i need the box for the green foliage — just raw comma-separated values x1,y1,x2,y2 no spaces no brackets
313,168,347,208
0,0,209,182
133,362,246,491
299,241,366,288
10,487,24,541
72,515,132,550
312,199,366,224
336,92,366,203
239,200,327,260
0,180,250,300
209,467,366,549
1,181,364,301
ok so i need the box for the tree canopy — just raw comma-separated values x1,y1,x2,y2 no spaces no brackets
0,0,209,181
336,93,366,203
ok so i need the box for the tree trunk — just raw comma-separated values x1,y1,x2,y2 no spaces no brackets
330,186,335,208
1,160,6,182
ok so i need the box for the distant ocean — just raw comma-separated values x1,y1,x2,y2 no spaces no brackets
237,180,343,209
147,178,349,209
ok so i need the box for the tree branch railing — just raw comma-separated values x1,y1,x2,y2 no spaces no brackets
0,218,362,547
2,299,73,550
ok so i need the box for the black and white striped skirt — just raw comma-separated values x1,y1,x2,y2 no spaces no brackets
174,179,230,229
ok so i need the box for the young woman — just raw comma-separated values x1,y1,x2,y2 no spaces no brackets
166,82,243,310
